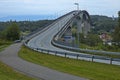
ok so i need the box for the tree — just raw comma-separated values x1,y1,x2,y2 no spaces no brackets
0,31,6,39
5,23,20,41
79,33,102,46
118,11,120,36
113,11,120,46
79,33,85,43
85,34,102,46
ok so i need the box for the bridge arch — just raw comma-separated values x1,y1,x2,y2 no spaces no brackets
76,10,91,35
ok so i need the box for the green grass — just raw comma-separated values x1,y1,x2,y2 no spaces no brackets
19,46,120,80
0,40,12,51
80,43,120,52
80,43,102,50
0,41,36,80
0,45,8,51
0,39,12,45
79,43,120,58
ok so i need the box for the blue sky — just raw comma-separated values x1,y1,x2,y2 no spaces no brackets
0,0,120,18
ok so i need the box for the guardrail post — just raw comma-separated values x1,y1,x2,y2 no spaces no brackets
36,48,38,50
77,54,79,60
55,51,57,56
47,50,49,54
65,53,67,58
110,58,112,64
92,56,94,62
41,49,43,53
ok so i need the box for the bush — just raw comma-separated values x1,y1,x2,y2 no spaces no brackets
5,23,20,41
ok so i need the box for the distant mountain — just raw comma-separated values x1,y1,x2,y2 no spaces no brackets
0,15,56,22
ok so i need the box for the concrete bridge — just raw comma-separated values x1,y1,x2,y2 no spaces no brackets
25,10,120,65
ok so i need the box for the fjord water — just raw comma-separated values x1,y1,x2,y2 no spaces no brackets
0,15,57,22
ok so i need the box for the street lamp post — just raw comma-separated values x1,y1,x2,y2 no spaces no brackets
74,3,80,48
74,3,79,11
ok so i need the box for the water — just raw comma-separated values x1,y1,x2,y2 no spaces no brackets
0,15,58,22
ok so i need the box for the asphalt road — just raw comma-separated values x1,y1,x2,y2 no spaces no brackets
0,43,88,80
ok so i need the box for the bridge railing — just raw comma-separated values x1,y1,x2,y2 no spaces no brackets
52,39,120,55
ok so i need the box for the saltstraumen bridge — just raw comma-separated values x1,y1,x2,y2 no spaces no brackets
25,10,120,65
26,10,92,53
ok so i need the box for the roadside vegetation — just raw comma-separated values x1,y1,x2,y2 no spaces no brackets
19,46,120,80
78,33,120,52
0,22,20,41
80,43,120,52
0,40,11,51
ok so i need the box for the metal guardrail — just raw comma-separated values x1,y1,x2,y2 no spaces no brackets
24,43,120,65
52,40,120,55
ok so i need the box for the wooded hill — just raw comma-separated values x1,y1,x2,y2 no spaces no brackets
0,20,54,32
90,15,118,34
0,15,117,34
